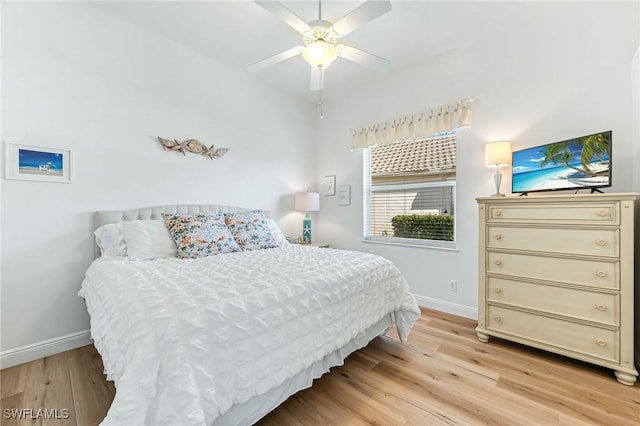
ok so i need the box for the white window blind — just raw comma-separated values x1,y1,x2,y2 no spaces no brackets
363,134,456,249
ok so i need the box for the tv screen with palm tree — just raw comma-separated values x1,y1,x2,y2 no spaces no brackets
511,131,611,194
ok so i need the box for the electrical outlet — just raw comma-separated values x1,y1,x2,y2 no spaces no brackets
449,280,458,292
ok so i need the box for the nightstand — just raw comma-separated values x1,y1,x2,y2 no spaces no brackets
308,242,329,248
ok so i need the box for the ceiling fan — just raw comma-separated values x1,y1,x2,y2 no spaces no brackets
249,0,392,91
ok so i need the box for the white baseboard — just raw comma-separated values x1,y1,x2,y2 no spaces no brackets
414,295,478,320
0,330,92,369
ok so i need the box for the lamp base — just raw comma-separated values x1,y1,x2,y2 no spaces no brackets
302,215,312,244
492,167,506,197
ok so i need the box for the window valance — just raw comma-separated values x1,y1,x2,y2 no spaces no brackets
351,99,473,149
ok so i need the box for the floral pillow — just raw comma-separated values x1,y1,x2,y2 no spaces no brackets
224,210,278,251
161,213,240,259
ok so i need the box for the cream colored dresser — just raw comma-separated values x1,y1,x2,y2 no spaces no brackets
476,193,638,385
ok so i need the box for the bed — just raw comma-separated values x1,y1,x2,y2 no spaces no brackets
79,204,421,426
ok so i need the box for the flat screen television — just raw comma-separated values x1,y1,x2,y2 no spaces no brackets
511,130,611,194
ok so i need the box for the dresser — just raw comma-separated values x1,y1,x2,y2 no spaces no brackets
476,193,638,385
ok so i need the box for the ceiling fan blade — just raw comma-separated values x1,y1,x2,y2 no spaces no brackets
331,0,392,37
337,45,389,71
310,67,324,91
248,46,304,72
255,0,311,34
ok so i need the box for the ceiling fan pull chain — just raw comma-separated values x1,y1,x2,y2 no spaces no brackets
318,67,325,119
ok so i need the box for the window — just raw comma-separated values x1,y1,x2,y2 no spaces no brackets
363,133,456,249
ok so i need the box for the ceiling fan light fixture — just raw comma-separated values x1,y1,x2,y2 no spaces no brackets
302,40,338,69
251,0,392,89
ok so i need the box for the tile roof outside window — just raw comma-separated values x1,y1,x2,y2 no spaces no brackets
371,136,456,176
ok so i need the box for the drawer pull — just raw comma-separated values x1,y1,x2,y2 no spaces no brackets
597,210,608,217
596,271,607,277
596,339,607,347
595,240,607,246
494,315,502,322
495,234,503,241
596,304,607,311
494,210,502,217
494,260,502,266
494,288,502,294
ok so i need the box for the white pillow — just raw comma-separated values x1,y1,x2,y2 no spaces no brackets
267,219,289,247
119,220,178,260
94,223,127,257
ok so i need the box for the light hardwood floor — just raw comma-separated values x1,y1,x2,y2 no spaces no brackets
1,308,638,425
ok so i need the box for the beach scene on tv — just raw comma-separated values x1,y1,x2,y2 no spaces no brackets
18,149,64,177
512,131,611,193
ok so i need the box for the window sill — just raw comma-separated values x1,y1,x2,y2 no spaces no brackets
362,237,458,252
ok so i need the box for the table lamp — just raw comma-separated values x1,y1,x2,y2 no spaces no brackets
294,192,320,243
485,141,512,197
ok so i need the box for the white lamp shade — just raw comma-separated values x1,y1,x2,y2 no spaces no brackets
485,141,512,166
294,192,320,212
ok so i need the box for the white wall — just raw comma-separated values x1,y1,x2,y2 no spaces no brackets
632,47,639,192
0,2,316,354
315,2,640,317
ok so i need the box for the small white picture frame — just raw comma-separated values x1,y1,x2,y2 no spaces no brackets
5,142,73,183
338,184,351,206
324,175,336,196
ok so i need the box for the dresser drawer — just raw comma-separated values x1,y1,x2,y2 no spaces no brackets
487,226,618,257
487,306,619,363
487,252,618,289
487,277,619,325
488,203,618,225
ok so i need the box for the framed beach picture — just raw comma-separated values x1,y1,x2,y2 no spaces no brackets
5,143,73,183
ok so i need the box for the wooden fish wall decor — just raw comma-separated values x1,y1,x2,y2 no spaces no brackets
157,137,229,160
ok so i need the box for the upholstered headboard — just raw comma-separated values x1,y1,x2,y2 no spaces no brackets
93,204,271,230
93,204,270,257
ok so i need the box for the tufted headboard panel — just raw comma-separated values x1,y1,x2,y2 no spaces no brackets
93,204,270,257
93,204,270,231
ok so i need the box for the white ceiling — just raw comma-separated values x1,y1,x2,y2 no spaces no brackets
93,1,553,103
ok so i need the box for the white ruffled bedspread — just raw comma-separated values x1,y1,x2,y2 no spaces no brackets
79,245,420,425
